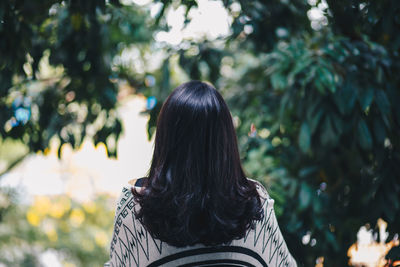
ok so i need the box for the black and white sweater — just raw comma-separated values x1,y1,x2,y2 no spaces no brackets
104,178,297,267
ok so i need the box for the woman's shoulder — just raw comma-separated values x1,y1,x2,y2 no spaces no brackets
114,177,147,217
246,177,274,206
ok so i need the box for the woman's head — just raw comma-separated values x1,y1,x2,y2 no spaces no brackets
134,81,263,246
152,80,243,191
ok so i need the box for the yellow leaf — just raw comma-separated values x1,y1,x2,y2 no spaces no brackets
70,208,85,227
26,210,41,226
95,231,108,247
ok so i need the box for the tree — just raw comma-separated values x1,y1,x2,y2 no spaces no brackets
0,2,154,264
145,0,400,265
2,0,400,265
0,0,152,162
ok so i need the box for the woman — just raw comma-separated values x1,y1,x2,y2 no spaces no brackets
105,81,297,267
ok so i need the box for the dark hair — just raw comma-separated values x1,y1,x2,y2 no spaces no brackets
133,81,263,247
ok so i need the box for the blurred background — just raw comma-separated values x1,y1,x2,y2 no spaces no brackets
1,0,400,266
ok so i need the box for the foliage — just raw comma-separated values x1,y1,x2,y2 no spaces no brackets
2,0,400,266
143,0,400,266
0,187,115,266
229,32,400,266
0,0,152,157
0,138,29,176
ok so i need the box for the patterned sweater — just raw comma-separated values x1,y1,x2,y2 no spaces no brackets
104,178,297,267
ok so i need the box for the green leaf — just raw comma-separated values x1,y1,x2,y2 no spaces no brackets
357,119,373,150
160,57,170,99
320,67,336,93
299,182,312,211
375,90,391,127
299,122,311,153
334,80,357,115
279,92,291,120
271,72,287,90
313,198,322,213
331,113,343,136
376,90,390,113
299,166,318,178
373,118,386,144
320,116,337,146
309,109,324,135
314,73,325,94
357,86,374,111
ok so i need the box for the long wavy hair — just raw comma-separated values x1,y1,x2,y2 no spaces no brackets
133,81,263,247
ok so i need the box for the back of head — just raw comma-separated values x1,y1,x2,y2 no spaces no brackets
134,80,263,247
